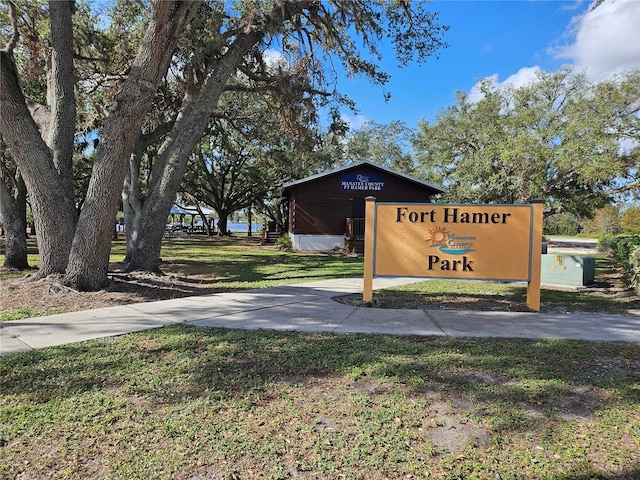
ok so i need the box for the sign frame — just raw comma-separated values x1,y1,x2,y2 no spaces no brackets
363,197,544,311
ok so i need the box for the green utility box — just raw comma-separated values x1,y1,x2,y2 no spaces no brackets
540,255,595,286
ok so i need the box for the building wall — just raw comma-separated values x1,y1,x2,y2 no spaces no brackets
287,165,436,236
290,233,345,251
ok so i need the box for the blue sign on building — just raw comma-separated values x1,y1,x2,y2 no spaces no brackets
340,172,385,191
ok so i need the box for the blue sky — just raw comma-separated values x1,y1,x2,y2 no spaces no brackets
337,0,640,129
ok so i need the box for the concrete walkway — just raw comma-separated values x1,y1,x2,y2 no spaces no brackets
2,277,639,356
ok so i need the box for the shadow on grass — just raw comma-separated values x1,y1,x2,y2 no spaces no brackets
2,327,639,478
3,326,639,427
102,255,363,302
103,240,365,302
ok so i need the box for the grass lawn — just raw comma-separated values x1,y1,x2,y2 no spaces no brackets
1,236,638,317
0,236,365,287
134,236,365,288
1,236,639,478
1,328,639,479
378,278,635,315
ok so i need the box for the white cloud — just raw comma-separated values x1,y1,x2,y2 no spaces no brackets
262,48,289,71
341,113,369,130
467,66,542,103
467,0,639,101
552,0,640,81
559,0,587,12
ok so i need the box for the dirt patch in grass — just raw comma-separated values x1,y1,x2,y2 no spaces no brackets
338,291,544,312
0,269,224,314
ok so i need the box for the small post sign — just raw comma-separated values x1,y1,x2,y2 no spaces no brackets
363,198,543,311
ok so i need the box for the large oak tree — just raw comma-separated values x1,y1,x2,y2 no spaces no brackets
2,0,197,289
413,68,639,217
180,82,331,236
1,0,448,290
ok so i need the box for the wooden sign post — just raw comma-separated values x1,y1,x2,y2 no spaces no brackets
363,196,376,302
526,199,544,311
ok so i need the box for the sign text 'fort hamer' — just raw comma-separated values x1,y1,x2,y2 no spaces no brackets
373,203,534,281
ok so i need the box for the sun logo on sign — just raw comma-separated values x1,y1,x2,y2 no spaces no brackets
426,226,448,246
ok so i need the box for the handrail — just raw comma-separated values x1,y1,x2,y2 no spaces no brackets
346,217,365,240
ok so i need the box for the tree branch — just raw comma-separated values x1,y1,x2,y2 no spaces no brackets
607,179,640,195
2,1,19,53
223,79,330,98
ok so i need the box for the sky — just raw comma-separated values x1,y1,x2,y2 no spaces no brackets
336,0,640,129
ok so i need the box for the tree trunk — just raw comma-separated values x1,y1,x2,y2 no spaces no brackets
48,0,76,203
0,178,28,269
122,147,145,263
1,1,77,277
201,213,213,236
127,27,263,272
14,172,27,237
125,191,173,273
64,1,198,290
123,122,176,264
0,51,77,276
217,213,230,236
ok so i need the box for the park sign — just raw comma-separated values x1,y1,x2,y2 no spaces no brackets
340,172,385,191
376,203,531,279
363,199,544,311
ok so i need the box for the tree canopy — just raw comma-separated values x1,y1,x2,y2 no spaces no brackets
413,68,639,217
179,77,339,235
343,120,417,176
621,206,640,235
0,0,449,289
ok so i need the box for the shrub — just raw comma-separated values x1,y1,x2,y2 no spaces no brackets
598,234,640,289
274,234,292,250
631,247,640,294
597,234,618,253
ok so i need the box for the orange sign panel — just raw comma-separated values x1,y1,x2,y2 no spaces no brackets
373,203,533,281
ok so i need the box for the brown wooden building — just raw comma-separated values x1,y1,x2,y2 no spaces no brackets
281,161,443,251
